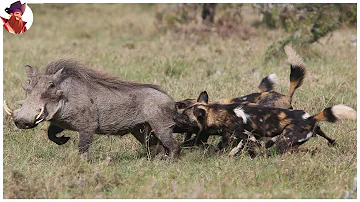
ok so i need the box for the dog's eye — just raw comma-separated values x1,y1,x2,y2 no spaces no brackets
194,108,206,121
176,103,186,109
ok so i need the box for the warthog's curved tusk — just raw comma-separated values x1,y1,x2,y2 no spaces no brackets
3,100,13,116
46,101,63,121
36,106,45,120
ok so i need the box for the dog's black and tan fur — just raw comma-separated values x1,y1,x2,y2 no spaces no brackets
232,44,307,109
174,91,356,156
176,45,306,113
174,74,280,143
175,45,307,146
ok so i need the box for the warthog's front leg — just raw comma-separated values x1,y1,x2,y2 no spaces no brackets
48,124,69,145
78,131,93,155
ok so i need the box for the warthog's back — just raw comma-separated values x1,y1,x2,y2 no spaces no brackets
46,59,176,135
91,84,175,134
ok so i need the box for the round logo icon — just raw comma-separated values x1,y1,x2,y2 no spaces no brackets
1,0,33,34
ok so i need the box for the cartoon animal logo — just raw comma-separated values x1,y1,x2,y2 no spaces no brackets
1,1,33,34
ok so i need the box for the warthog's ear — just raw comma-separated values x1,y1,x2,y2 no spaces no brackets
52,68,64,84
24,64,37,78
197,91,209,104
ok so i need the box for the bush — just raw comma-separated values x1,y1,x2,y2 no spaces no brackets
261,3,356,62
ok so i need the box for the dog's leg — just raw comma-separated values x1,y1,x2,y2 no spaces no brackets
239,130,261,158
216,132,232,153
183,132,193,142
229,139,244,157
181,131,209,147
265,135,280,148
315,126,336,146
195,131,211,146
275,128,314,154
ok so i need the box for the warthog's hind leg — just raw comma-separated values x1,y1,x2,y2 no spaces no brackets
130,124,166,159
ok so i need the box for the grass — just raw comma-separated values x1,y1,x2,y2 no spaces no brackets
3,4,357,199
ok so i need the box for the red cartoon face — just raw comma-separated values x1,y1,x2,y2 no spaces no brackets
1,1,34,34
12,11,22,20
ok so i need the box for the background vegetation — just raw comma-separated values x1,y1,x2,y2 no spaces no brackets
3,4,357,198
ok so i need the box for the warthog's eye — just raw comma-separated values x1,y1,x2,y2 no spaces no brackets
48,82,55,89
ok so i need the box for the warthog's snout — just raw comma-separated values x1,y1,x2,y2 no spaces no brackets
10,105,46,129
13,117,37,129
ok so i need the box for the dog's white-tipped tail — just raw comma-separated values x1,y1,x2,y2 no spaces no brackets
284,44,305,68
313,104,356,123
284,44,306,104
268,73,279,85
258,73,279,93
331,104,356,120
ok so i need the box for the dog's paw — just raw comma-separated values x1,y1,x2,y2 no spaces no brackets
328,141,337,147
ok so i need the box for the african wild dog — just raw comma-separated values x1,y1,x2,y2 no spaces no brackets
174,73,279,143
175,45,307,146
174,91,356,156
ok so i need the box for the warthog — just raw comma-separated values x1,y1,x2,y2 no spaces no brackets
4,59,180,160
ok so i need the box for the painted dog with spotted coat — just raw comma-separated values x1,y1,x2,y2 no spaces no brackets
175,45,309,147
174,91,356,156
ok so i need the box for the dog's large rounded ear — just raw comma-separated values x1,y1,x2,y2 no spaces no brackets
194,107,207,122
197,91,209,104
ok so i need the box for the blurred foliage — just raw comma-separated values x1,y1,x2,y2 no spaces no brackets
253,4,357,62
154,4,255,39
154,3,356,63
155,4,199,33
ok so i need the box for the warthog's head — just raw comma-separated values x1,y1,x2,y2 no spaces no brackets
5,64,65,129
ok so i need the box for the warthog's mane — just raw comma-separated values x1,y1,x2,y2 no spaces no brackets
45,59,165,93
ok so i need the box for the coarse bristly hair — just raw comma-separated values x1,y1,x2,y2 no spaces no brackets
45,58,164,92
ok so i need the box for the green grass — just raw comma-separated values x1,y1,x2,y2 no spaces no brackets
3,4,357,199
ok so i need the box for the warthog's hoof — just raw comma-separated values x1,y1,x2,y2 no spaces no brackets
54,136,70,145
153,152,179,163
